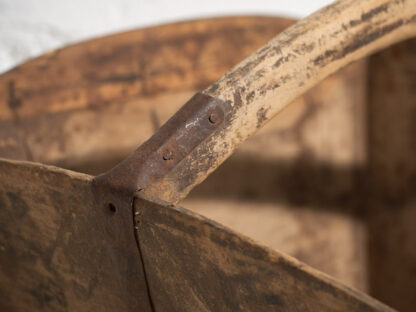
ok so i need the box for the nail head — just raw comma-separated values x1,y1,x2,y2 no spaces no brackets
209,112,219,124
163,149,173,160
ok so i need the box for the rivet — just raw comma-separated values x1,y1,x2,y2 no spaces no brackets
134,226,139,230
209,112,219,124
162,149,173,160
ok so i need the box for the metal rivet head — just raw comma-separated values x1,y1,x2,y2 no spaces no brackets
162,149,173,160
208,112,219,124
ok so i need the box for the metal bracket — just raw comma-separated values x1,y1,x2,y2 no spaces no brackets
92,92,225,202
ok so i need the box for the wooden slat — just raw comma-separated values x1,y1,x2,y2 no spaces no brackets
366,38,416,311
0,158,152,311
0,17,294,170
135,197,394,312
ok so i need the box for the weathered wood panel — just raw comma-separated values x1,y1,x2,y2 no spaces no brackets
183,199,369,293
367,38,416,312
0,17,294,170
0,158,151,311
135,197,393,312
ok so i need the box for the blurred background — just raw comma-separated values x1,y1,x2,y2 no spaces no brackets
0,0,333,73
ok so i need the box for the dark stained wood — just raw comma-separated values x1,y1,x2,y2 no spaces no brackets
0,158,152,311
366,38,416,312
135,197,394,312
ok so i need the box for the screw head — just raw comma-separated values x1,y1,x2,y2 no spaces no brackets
209,112,219,124
162,149,173,160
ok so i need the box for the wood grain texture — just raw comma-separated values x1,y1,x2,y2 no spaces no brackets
0,158,152,311
141,0,416,203
0,17,294,170
183,198,369,293
366,38,416,312
135,197,394,312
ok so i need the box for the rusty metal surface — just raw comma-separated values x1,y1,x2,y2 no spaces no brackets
93,92,228,204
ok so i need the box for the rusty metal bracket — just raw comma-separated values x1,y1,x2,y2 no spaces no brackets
93,92,225,203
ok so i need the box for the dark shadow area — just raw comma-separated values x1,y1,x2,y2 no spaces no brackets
63,152,128,176
63,149,369,217
188,153,368,217
364,38,416,312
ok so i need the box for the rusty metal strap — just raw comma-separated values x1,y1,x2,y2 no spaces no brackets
93,92,226,200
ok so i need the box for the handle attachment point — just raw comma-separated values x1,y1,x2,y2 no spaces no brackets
93,92,227,208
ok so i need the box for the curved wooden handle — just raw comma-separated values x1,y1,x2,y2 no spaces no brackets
95,0,416,204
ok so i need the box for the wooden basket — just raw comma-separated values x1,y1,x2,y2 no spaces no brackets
0,2,415,311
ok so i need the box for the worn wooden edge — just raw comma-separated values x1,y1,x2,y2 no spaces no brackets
0,156,93,182
135,196,395,311
0,16,295,121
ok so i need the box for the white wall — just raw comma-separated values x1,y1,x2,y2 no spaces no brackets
0,0,333,73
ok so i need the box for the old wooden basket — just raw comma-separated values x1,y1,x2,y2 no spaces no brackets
0,0,415,311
